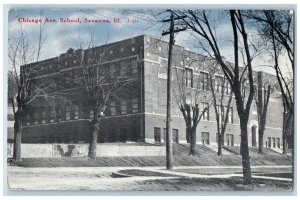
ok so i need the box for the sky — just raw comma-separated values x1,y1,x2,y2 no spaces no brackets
8,8,293,77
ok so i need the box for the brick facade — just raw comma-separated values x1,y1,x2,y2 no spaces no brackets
20,35,285,150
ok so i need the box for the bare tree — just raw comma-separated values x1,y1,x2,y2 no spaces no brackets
245,10,294,154
69,43,137,159
171,10,256,184
173,56,212,156
8,23,64,162
209,66,233,156
254,82,271,154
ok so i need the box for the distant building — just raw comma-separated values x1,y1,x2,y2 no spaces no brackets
18,35,286,150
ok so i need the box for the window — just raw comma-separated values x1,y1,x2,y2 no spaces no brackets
120,61,126,77
41,111,46,124
110,50,113,55
272,137,276,148
33,111,39,124
132,37,136,44
216,105,233,123
66,106,71,121
121,100,127,114
50,109,55,123
215,76,222,93
110,63,116,77
74,106,79,119
154,127,161,143
225,134,234,146
185,68,193,88
132,98,139,113
277,138,280,148
57,108,62,122
110,101,116,116
201,132,209,145
201,102,209,120
120,47,124,52
216,105,223,122
131,59,138,74
200,72,209,91
268,137,271,148
159,60,168,74
90,110,94,119
132,47,135,52
26,114,30,125
225,80,231,95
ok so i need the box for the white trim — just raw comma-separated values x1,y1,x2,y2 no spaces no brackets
142,58,160,64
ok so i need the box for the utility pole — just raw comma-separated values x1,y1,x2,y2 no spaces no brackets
162,10,186,170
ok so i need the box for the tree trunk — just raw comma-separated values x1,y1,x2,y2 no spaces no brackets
282,112,292,155
217,134,223,156
240,118,252,184
13,116,22,162
88,120,99,159
282,134,287,155
189,127,196,156
186,127,190,143
258,129,264,154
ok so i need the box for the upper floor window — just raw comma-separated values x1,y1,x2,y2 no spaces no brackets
110,101,116,116
215,75,231,95
185,68,193,88
120,61,126,77
132,98,139,113
216,105,233,123
200,72,209,91
215,76,223,93
33,111,39,125
74,106,79,119
121,100,127,115
66,106,71,121
50,109,55,123
26,114,30,125
201,102,209,120
57,108,62,122
131,59,138,74
90,110,94,119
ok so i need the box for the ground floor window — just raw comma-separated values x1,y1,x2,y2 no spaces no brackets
277,138,280,148
154,127,161,143
50,109,55,123
225,134,234,146
201,132,209,145
268,137,271,148
272,137,276,148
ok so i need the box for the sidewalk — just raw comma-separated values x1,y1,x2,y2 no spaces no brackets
139,166,293,182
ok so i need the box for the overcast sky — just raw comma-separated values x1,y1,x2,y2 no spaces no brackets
8,8,292,77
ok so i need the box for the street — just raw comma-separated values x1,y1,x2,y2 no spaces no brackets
7,166,292,191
